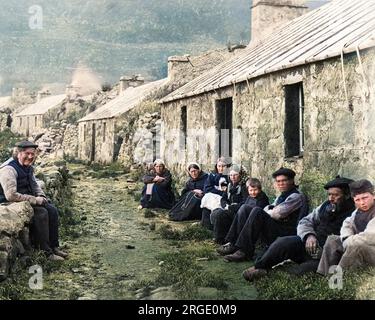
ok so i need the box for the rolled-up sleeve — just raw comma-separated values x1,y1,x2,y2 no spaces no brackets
0,166,38,205
269,193,303,220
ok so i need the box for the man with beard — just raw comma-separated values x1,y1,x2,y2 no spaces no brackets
223,167,308,262
317,179,375,275
242,176,355,281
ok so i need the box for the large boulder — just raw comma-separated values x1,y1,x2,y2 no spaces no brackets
0,202,33,280
0,202,33,237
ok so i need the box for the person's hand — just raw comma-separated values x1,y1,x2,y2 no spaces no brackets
35,196,47,206
154,176,166,183
220,185,227,192
305,234,318,255
193,189,203,197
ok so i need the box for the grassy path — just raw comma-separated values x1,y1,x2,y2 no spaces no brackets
21,164,257,300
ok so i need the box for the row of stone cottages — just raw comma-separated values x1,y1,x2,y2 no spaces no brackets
159,0,375,190
3,0,375,191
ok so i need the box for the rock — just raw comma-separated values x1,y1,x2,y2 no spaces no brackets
0,202,34,236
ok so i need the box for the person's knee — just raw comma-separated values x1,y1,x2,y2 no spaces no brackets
33,208,48,223
46,204,59,220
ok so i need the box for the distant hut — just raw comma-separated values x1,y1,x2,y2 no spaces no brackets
77,77,168,164
11,92,66,136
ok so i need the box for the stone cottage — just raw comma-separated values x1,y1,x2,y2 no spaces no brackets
11,92,66,137
77,77,169,164
159,0,375,187
77,46,244,165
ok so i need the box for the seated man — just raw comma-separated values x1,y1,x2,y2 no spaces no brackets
317,179,375,275
223,167,308,262
217,177,269,253
242,176,355,281
0,141,67,261
140,159,175,209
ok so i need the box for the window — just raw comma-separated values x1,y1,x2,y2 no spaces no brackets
216,98,233,158
181,106,187,149
103,122,106,142
35,116,37,127
284,82,304,157
83,124,86,142
20,118,22,127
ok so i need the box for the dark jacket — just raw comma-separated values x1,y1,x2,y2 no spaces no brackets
181,172,208,196
298,198,355,247
220,181,248,213
243,191,270,210
203,173,229,196
143,169,173,189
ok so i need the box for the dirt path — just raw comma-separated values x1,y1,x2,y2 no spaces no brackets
25,164,257,300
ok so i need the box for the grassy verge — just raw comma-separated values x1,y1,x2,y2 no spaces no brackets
254,266,375,300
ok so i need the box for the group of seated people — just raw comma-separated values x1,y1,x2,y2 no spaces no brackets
140,157,375,281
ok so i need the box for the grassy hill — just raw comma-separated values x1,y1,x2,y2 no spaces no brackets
0,0,251,95
0,0,328,95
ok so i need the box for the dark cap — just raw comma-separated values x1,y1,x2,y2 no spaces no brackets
349,179,374,197
272,167,296,179
15,140,39,149
324,175,354,190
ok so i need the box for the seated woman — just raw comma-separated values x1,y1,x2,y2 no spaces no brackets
169,162,208,221
140,159,175,209
200,157,230,230
210,165,248,244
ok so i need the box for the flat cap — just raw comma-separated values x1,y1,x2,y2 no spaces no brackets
272,167,296,179
349,179,374,197
324,175,354,190
15,140,39,149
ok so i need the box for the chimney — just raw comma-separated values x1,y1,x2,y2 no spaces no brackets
250,0,308,44
119,75,145,93
167,55,193,85
12,87,27,99
65,85,81,100
37,90,51,102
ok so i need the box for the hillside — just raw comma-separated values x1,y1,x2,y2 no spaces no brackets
0,0,328,95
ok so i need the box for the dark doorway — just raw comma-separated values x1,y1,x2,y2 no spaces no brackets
6,114,12,128
216,98,233,158
284,82,304,157
113,136,123,161
90,123,96,162
26,117,29,137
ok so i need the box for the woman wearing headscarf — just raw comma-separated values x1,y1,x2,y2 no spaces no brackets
169,162,208,221
140,159,175,209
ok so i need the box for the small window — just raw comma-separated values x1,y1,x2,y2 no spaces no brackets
83,124,86,142
20,118,22,127
181,106,187,149
35,116,37,127
103,122,106,142
284,82,304,157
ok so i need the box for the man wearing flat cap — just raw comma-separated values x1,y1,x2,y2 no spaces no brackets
317,179,375,275
223,167,308,262
242,176,355,281
0,140,67,261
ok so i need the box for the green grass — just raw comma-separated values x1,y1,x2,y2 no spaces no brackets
254,267,375,300
158,223,213,241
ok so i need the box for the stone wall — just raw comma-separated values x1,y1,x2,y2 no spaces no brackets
161,48,375,194
0,161,72,281
62,124,79,159
0,202,33,280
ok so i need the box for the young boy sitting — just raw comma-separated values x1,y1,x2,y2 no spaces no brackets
216,178,269,254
